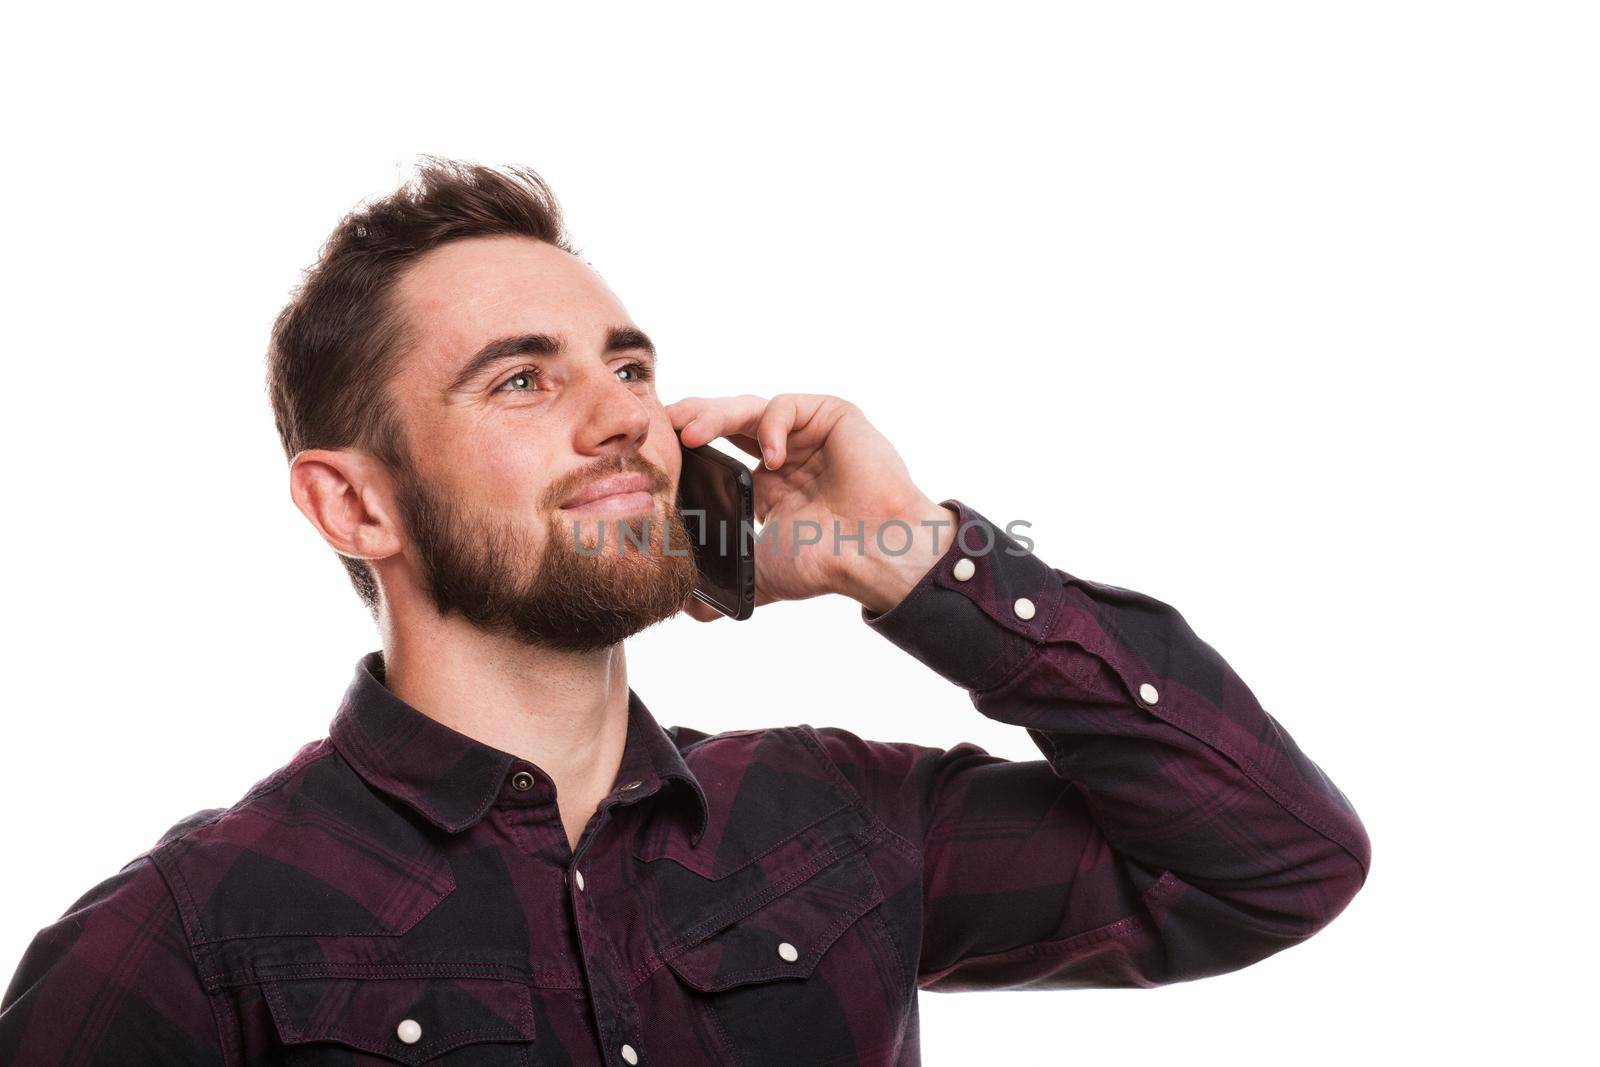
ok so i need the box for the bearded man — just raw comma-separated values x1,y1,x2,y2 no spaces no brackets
0,160,1371,1066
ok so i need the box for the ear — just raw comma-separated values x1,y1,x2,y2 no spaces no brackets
288,448,404,563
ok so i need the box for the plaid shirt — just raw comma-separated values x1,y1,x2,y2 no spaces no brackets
1,499,1370,1066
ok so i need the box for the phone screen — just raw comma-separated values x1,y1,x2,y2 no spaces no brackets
675,443,755,620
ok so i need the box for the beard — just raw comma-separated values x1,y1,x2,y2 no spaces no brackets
392,454,698,652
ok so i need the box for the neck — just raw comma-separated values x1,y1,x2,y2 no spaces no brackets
377,602,632,830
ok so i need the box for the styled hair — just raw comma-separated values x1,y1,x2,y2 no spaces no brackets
265,157,578,614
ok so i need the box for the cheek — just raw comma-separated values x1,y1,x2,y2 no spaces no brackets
442,431,562,517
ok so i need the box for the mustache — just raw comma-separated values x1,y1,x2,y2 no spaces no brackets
546,454,669,509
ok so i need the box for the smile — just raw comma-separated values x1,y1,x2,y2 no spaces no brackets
558,472,658,515
559,490,655,515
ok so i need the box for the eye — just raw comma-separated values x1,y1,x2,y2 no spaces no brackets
495,367,542,393
617,360,653,384
493,361,651,395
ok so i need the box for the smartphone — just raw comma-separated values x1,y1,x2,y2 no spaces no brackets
675,442,756,620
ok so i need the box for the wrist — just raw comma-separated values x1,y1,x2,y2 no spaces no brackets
835,497,960,616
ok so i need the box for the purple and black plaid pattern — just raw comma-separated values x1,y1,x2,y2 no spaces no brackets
1,499,1371,1065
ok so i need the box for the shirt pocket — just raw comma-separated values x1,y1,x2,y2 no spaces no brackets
663,847,887,992
260,974,536,1065
658,847,902,1065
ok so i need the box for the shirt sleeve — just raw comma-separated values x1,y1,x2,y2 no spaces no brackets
0,853,226,1064
812,497,1372,992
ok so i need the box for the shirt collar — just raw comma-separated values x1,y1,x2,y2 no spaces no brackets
329,650,710,843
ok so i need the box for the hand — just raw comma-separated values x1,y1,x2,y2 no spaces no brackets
665,393,958,620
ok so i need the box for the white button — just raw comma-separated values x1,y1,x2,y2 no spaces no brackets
777,941,799,962
574,869,585,892
1013,597,1035,620
397,1018,422,1045
952,557,975,581
620,1043,639,1065
1139,682,1160,705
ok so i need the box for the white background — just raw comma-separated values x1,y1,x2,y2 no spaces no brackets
2,3,1594,1063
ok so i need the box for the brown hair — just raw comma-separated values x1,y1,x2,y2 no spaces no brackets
265,157,578,614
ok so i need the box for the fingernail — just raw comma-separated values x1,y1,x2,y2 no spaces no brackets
762,448,776,469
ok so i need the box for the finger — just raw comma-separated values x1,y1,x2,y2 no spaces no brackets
752,467,781,523
664,396,708,431
675,394,770,449
755,394,799,470
676,429,763,463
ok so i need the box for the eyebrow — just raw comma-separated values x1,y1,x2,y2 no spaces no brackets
445,326,657,394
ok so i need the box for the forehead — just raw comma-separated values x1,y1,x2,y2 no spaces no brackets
392,235,631,381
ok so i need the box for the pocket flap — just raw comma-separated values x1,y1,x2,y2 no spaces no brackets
263,975,535,1064
665,849,884,992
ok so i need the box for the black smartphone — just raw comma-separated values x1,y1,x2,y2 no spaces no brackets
675,442,756,620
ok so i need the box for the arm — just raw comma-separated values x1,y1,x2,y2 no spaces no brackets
0,854,226,1064
662,393,1369,989
819,497,1371,991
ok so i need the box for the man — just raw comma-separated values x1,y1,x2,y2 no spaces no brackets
0,159,1371,1066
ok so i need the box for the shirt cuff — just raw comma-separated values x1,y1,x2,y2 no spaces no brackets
860,498,1067,693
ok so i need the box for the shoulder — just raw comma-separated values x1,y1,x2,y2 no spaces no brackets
142,736,454,943
668,721,855,786
17,737,340,936
1,850,219,1057
666,721,936,847
128,736,339,875
10,850,179,971
665,721,881,828
667,720,954,791
28,738,348,940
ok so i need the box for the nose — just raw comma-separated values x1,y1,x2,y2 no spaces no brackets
571,365,651,458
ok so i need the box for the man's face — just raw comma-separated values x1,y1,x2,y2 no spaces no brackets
381,235,696,651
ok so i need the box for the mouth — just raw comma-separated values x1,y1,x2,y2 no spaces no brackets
558,472,657,515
